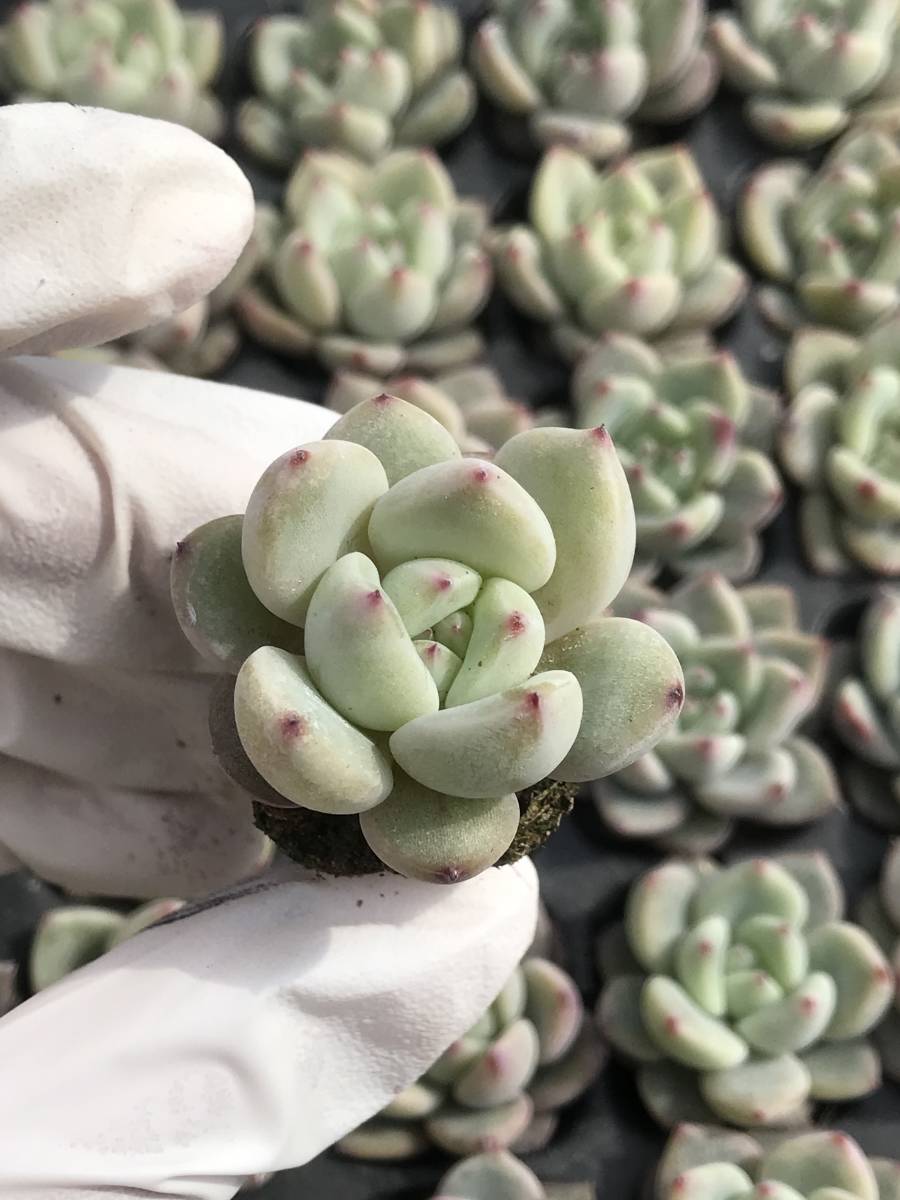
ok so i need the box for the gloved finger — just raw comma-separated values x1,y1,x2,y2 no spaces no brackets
0,356,334,671
0,755,270,899
0,860,539,1200
0,105,252,357
0,647,220,792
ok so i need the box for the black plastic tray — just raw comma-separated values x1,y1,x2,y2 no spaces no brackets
0,0,897,1193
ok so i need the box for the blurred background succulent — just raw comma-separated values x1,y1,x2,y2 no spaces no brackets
742,129,900,333
709,1,900,148
328,364,565,454
779,316,900,576
0,0,224,138
597,853,893,1128
594,575,837,854
471,0,717,164
832,588,900,831
857,840,900,1086
172,397,685,882
654,1126,900,1200
573,337,783,579
339,953,605,1160
237,0,474,171
234,149,494,376
491,146,746,361
29,898,183,993
432,1153,595,1200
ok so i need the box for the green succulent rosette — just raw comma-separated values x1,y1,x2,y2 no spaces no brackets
597,854,894,1128
654,1126,900,1200
237,0,474,171
0,0,224,138
710,1,900,149
490,146,746,362
234,149,494,377
29,898,183,993
742,129,900,333
431,1152,594,1200
594,574,838,854
471,0,717,164
171,397,685,882
340,954,605,1160
328,364,565,455
856,840,900,1085
572,335,783,580
779,316,900,576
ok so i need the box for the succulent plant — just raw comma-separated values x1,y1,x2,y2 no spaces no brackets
597,852,894,1128
234,150,495,376
237,0,474,171
471,0,718,164
653,1125,900,1200
856,841,900,1084
572,336,783,579
0,0,224,138
594,575,838,854
491,146,746,362
327,365,565,455
709,1,900,149
832,588,900,829
339,953,606,1160
171,397,685,882
29,898,183,993
432,1151,595,1200
779,315,900,576
741,129,900,333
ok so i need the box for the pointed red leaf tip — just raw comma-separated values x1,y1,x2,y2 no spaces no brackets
629,463,646,483
294,238,314,258
589,424,610,444
506,611,527,636
697,939,714,957
833,30,851,53
593,378,613,397
830,1133,852,1150
389,267,408,288
435,865,464,884
664,1015,680,1035
471,465,492,483
525,690,542,714
672,1176,687,1194
365,589,384,608
752,858,769,876
767,782,786,802
483,1046,505,1077
279,712,306,740
857,478,878,501
373,392,394,408
712,413,736,446
667,518,690,541
174,538,191,559
753,971,767,987
844,280,864,298
667,682,685,711
625,278,645,301
799,994,817,1014
289,448,310,468
424,641,440,659
696,737,715,759
872,962,892,985
752,1108,766,1123
757,1181,775,1195
433,573,453,592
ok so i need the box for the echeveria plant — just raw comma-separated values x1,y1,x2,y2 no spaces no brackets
432,1151,594,1200
595,576,837,853
573,336,783,579
833,588,900,829
471,0,717,163
29,899,183,993
857,841,900,1084
654,1126,900,1200
238,0,474,171
0,0,224,138
235,150,493,376
491,146,746,362
597,853,894,1128
742,129,900,333
710,2,900,148
328,365,565,455
171,396,684,882
779,316,900,576
340,954,605,1159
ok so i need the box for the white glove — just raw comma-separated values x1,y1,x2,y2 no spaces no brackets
0,105,538,1198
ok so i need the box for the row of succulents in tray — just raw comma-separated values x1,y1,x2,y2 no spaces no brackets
9,0,900,162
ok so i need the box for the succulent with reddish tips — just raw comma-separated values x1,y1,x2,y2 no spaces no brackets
471,0,717,164
654,1126,900,1200
431,1150,595,1199
779,316,900,576
490,146,746,362
594,574,837,853
29,898,184,993
339,953,606,1160
709,2,900,149
741,130,900,333
236,0,474,170
597,853,893,1128
573,337,783,579
234,149,494,376
328,365,565,454
0,0,224,137
171,397,685,881
856,841,900,1084
832,589,900,830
